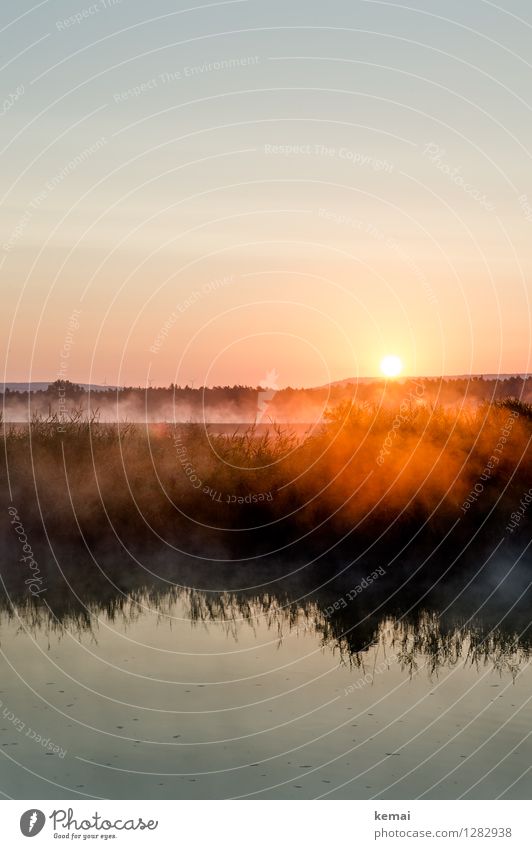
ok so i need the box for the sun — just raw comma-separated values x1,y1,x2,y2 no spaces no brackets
380,354,403,378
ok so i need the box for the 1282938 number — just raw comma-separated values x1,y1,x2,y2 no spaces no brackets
469,827,512,837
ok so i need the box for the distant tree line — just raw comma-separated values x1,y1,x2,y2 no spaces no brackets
2,376,531,421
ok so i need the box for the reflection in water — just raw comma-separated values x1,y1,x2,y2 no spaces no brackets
0,548,531,800
2,550,531,681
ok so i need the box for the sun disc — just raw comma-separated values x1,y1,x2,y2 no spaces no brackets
380,355,403,378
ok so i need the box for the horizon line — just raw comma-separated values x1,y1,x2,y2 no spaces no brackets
1,372,531,392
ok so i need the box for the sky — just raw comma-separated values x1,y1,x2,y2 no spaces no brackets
1,0,532,388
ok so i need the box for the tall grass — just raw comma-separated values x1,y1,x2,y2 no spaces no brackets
1,400,530,560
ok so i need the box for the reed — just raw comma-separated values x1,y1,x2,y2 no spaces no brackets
1,399,530,558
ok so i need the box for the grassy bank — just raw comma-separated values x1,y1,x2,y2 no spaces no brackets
1,399,531,566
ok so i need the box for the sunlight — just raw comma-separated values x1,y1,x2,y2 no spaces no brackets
380,355,403,378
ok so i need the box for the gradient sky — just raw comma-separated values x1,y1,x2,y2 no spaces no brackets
1,0,532,387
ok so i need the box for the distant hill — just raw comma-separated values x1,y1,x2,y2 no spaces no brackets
1,382,120,392
325,373,530,388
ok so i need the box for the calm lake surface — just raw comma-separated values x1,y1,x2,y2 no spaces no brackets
0,557,530,800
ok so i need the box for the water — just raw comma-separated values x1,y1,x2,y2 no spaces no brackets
0,559,530,800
